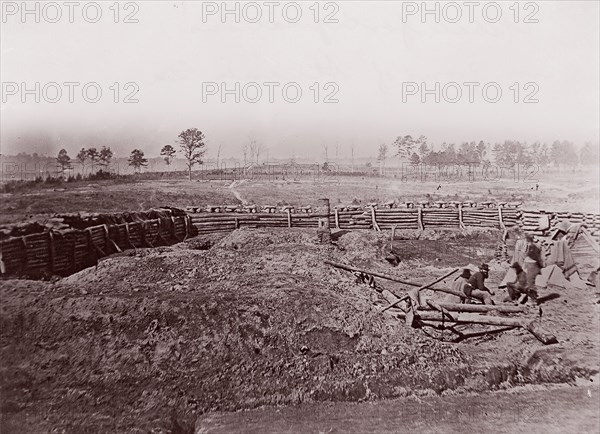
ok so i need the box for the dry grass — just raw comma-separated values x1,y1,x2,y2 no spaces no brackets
1,167,598,226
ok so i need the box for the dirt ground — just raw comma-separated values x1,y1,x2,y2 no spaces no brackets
1,167,598,225
1,227,598,433
195,384,600,433
0,179,237,225
224,167,600,213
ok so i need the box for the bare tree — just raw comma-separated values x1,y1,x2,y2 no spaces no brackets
249,140,261,163
216,143,222,167
323,144,329,161
242,144,248,166
377,143,388,175
255,143,261,163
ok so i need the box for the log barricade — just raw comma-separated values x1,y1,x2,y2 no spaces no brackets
0,209,191,279
188,204,600,237
2,202,599,279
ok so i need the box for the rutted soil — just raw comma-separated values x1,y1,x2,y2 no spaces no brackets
0,228,598,433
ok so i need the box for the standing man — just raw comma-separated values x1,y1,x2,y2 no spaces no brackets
512,232,529,267
523,234,544,303
467,263,495,305
547,222,577,278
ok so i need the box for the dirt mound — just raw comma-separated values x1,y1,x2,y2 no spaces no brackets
335,231,391,267
217,227,317,251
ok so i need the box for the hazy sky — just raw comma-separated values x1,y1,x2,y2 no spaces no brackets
1,1,599,160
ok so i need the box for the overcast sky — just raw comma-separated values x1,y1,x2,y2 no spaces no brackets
1,1,599,160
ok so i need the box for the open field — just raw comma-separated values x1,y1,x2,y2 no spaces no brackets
1,167,598,226
0,178,235,225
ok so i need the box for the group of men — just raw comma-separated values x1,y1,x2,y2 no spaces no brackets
450,263,495,305
505,232,546,303
450,222,577,305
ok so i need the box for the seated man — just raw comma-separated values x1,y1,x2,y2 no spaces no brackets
504,262,528,303
467,263,495,305
445,268,472,303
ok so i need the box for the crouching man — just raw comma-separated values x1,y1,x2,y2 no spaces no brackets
504,262,529,303
466,263,495,305
448,268,472,303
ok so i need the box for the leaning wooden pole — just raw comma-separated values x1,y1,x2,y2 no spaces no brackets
325,260,471,301
325,260,442,288
381,268,459,312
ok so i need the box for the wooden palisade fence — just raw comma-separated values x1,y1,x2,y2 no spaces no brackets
0,209,192,278
1,201,599,279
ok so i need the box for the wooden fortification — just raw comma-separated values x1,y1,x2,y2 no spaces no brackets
1,201,598,279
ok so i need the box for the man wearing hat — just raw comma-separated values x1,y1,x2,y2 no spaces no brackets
446,268,473,303
523,235,544,303
550,221,571,240
467,263,495,305
547,221,577,278
512,232,530,267
504,262,529,303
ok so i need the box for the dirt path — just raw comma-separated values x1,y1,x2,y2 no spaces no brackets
196,384,600,433
228,181,247,205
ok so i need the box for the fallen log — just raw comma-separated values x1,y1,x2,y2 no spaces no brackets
426,299,455,321
434,302,527,314
381,268,459,312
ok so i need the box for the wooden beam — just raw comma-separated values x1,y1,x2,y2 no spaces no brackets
395,311,557,344
434,302,527,314
426,299,455,321
325,260,474,301
379,289,408,312
325,260,445,289
397,311,523,327
381,268,459,312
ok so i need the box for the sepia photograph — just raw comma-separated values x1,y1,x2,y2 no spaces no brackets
1,1,599,432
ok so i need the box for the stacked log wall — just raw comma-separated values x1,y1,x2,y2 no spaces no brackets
2,202,598,279
0,211,191,279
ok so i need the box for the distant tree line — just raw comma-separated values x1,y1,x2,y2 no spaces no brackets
390,135,598,168
75,146,114,174
47,127,207,179
2,131,597,184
